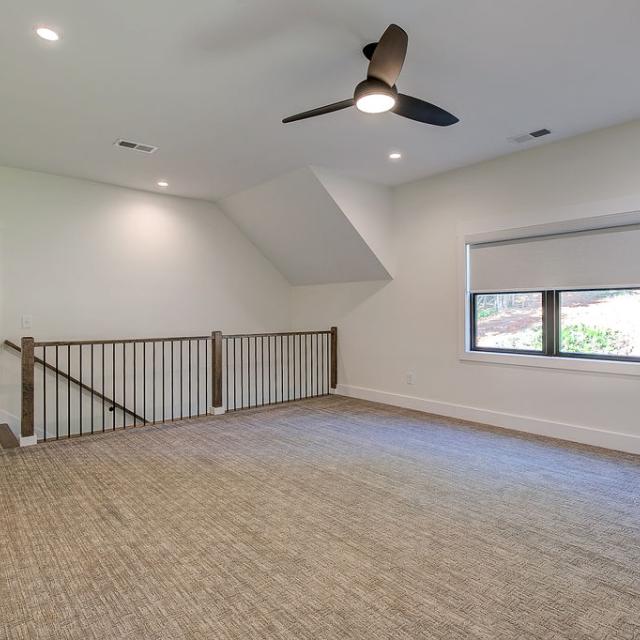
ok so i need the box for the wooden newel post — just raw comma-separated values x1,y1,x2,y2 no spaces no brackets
21,337,35,441
330,326,338,390
211,331,224,414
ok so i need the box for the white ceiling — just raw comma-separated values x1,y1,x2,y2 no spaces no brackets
2,0,640,202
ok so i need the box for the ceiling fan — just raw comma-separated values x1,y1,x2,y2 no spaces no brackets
282,24,459,127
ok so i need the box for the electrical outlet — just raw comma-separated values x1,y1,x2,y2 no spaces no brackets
406,372,416,385
21,315,33,330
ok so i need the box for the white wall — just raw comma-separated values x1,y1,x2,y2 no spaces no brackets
292,120,640,454
0,166,291,431
311,166,395,276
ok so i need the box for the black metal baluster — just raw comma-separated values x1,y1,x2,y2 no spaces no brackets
112,343,116,430
240,337,244,409
162,341,166,423
102,344,105,431
180,340,184,419
143,342,147,425
225,338,229,412
233,338,237,411
293,335,297,400
260,336,264,406
320,333,324,395
42,346,47,441
280,335,283,403
247,338,251,409
253,337,257,408
55,345,59,439
289,336,292,401
171,340,174,420
123,342,126,429
284,337,288,402
205,338,209,411
188,339,192,418
268,336,271,405
133,342,137,427
304,333,308,397
298,334,302,399
310,334,314,398
68,345,71,437
197,339,200,415
153,341,156,424
91,344,95,433
79,345,83,435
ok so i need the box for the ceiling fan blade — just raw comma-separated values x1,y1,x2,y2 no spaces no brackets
282,99,354,123
367,24,408,87
393,94,459,126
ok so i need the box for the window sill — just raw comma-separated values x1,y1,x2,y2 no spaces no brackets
460,350,640,377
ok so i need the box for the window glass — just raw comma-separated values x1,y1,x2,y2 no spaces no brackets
559,289,640,358
474,292,543,352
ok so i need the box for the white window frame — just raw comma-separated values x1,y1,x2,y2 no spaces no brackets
458,210,640,377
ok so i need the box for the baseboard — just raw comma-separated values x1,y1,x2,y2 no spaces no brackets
336,384,640,456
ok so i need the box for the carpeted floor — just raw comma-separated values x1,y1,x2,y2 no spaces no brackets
1,396,639,639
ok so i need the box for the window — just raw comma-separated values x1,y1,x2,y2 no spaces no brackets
467,223,640,364
559,289,640,360
470,288,640,362
471,292,543,353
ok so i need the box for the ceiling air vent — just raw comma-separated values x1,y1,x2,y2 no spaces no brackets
114,138,158,154
508,128,552,144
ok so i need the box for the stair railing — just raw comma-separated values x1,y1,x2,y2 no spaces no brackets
8,327,337,445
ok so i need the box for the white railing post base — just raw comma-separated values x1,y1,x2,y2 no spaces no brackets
19,435,38,447
209,406,226,416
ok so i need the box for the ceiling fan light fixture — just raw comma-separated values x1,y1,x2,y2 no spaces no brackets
354,80,396,114
35,25,61,41
356,93,396,114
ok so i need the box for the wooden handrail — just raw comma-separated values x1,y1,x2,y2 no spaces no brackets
5,339,145,424
34,335,211,347
223,330,332,339
32,330,332,347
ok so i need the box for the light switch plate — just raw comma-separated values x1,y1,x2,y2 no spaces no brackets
21,315,33,329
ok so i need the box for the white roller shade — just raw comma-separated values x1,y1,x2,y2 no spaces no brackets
468,225,640,292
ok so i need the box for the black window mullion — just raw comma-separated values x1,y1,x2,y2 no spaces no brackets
543,290,558,356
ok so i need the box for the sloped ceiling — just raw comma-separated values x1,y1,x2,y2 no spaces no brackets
219,167,393,285
311,166,395,277
3,1,640,201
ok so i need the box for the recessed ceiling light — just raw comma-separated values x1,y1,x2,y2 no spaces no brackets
389,152,402,160
157,181,169,188
35,26,60,41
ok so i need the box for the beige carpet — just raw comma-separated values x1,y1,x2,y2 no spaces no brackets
1,396,639,639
